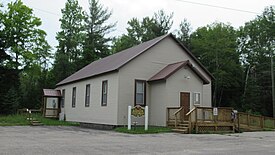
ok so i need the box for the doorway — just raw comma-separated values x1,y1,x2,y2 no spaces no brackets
180,92,190,121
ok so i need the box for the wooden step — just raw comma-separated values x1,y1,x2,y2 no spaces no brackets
31,122,43,126
172,128,188,133
30,120,43,126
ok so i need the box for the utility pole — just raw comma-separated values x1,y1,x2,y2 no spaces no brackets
271,49,275,118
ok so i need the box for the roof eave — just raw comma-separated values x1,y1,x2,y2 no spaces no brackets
55,69,119,87
169,34,215,80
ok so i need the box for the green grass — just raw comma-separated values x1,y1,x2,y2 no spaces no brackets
114,126,172,134
0,114,79,126
0,114,30,126
32,114,79,126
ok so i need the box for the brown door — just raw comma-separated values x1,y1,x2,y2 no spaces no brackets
180,92,190,121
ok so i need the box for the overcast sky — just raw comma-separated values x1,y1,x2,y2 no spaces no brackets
3,0,275,50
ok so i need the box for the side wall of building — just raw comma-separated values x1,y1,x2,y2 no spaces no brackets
56,72,119,125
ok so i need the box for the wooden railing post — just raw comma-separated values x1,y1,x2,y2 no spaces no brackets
260,116,264,129
167,108,169,123
247,114,250,127
195,108,198,133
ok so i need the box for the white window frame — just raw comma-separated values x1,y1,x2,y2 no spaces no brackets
72,87,76,108
101,80,108,106
135,80,146,106
193,92,201,105
85,84,90,107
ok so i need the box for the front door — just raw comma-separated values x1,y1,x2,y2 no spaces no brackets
180,92,190,121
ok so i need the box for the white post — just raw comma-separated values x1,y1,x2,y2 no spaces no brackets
128,106,131,130
145,106,148,131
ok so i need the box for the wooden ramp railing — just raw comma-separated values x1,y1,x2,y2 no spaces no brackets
168,106,275,134
237,112,275,131
185,107,234,133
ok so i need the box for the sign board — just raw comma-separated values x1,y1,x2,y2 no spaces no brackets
131,105,145,117
213,107,218,116
128,106,148,131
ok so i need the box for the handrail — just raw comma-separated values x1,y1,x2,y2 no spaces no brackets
174,107,184,127
173,107,183,116
186,107,196,116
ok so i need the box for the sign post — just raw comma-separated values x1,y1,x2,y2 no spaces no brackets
127,105,149,131
145,106,148,131
128,106,131,130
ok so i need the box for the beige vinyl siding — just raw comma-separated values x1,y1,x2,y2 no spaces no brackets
117,37,212,125
56,72,119,125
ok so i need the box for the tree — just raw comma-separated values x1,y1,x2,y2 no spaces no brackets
176,18,192,49
53,0,86,83
82,0,116,66
1,87,20,114
112,10,173,53
0,0,51,114
190,22,243,108
2,0,51,70
238,6,275,116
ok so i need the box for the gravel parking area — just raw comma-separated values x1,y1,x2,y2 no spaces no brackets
0,126,275,155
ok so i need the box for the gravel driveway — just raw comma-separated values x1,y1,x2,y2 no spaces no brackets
0,126,275,155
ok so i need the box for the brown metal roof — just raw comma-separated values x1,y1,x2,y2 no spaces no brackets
43,89,61,97
148,60,210,84
56,34,169,86
56,33,213,86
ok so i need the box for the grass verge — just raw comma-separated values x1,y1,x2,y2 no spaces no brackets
114,126,172,134
32,114,79,126
0,114,29,126
0,114,79,126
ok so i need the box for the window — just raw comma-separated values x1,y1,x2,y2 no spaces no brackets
61,89,65,108
101,81,108,106
85,84,90,107
72,87,76,108
135,80,146,106
193,92,200,105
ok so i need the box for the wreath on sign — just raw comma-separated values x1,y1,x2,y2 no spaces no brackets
131,105,145,117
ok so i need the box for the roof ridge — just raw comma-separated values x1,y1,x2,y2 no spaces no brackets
56,33,170,86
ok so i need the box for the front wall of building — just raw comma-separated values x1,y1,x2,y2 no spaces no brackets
118,37,212,126
149,67,204,126
56,72,119,125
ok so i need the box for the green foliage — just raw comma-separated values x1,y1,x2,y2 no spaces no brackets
176,18,192,49
2,0,51,70
19,64,53,109
238,6,275,116
82,0,116,66
190,22,243,107
53,0,87,83
1,87,20,114
112,10,173,52
0,0,51,115
114,126,171,134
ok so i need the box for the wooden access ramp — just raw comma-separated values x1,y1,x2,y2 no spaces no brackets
167,106,275,133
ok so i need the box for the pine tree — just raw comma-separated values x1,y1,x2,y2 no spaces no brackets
82,0,116,66
53,0,86,83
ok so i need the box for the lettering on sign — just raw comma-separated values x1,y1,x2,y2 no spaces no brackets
131,105,145,117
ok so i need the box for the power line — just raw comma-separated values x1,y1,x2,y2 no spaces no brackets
32,7,60,17
175,0,259,14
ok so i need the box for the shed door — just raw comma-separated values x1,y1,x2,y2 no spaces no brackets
180,92,190,121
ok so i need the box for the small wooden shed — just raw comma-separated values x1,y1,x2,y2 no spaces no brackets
42,89,61,118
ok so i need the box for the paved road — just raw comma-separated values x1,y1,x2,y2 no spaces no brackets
0,126,275,155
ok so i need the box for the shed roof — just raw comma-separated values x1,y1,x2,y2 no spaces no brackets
56,33,213,86
148,61,210,84
43,89,61,97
